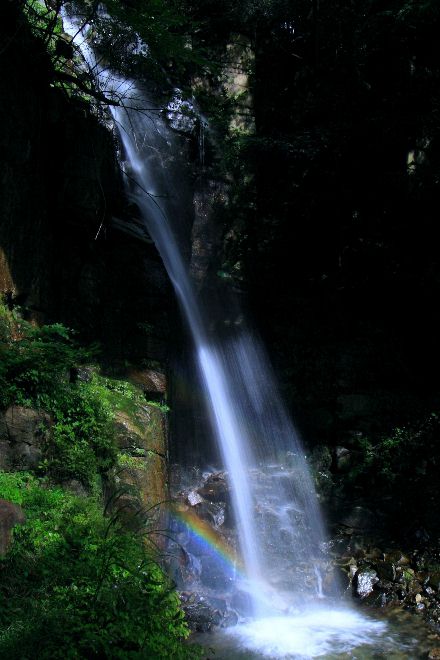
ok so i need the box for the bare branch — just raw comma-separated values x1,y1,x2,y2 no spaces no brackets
54,70,122,105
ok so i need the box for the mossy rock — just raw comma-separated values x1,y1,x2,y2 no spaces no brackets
110,403,167,530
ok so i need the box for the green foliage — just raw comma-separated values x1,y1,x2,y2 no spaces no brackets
41,378,116,486
353,414,440,486
102,376,145,402
91,0,206,80
0,309,193,655
0,472,199,659
146,399,170,414
0,311,116,486
0,303,14,342
22,0,208,95
0,306,171,487
342,414,440,536
22,0,64,59
102,376,170,415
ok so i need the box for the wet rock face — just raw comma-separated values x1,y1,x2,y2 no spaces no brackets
322,565,351,597
168,464,336,625
190,180,226,289
197,472,230,504
340,505,377,532
330,525,440,633
180,593,230,632
0,6,174,366
108,401,168,535
200,555,230,590
167,467,242,621
0,406,51,470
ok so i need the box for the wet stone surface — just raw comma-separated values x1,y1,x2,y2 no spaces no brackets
326,524,440,638
354,568,379,598
169,465,440,659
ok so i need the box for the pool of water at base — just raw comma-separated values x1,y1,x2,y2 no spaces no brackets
192,604,438,659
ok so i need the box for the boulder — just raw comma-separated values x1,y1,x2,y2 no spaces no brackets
341,505,376,532
181,594,223,632
429,572,440,591
70,365,96,383
384,549,410,565
187,490,204,507
354,567,379,598
62,479,88,497
376,561,396,582
231,589,253,615
0,499,25,555
198,472,229,503
197,501,226,528
334,446,352,472
126,367,166,397
0,406,51,470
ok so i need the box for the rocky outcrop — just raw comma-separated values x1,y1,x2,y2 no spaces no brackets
0,406,51,470
109,400,168,538
106,365,167,403
0,5,172,363
180,592,238,632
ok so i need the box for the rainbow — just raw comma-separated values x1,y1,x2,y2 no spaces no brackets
170,504,245,578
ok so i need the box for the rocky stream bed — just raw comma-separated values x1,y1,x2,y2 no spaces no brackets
167,466,440,658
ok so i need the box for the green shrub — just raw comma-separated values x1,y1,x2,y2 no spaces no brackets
0,316,198,657
342,413,440,536
0,303,14,342
348,414,440,487
0,471,199,659
41,378,117,486
0,315,118,486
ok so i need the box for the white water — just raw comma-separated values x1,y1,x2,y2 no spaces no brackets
196,604,430,659
225,609,388,658
63,9,398,655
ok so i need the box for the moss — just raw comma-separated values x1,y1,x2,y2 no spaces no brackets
116,452,148,471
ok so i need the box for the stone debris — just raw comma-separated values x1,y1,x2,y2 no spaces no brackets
187,490,204,507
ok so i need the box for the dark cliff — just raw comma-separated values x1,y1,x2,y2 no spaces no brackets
0,1,171,363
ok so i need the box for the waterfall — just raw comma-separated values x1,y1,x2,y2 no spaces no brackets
58,10,434,657
62,10,326,616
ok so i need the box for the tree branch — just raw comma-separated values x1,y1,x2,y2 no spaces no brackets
54,70,121,106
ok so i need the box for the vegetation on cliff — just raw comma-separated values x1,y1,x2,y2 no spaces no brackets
0,302,198,658
0,303,115,486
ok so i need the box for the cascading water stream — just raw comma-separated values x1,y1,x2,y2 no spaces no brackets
62,9,268,611
61,9,417,656
107,97,326,613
